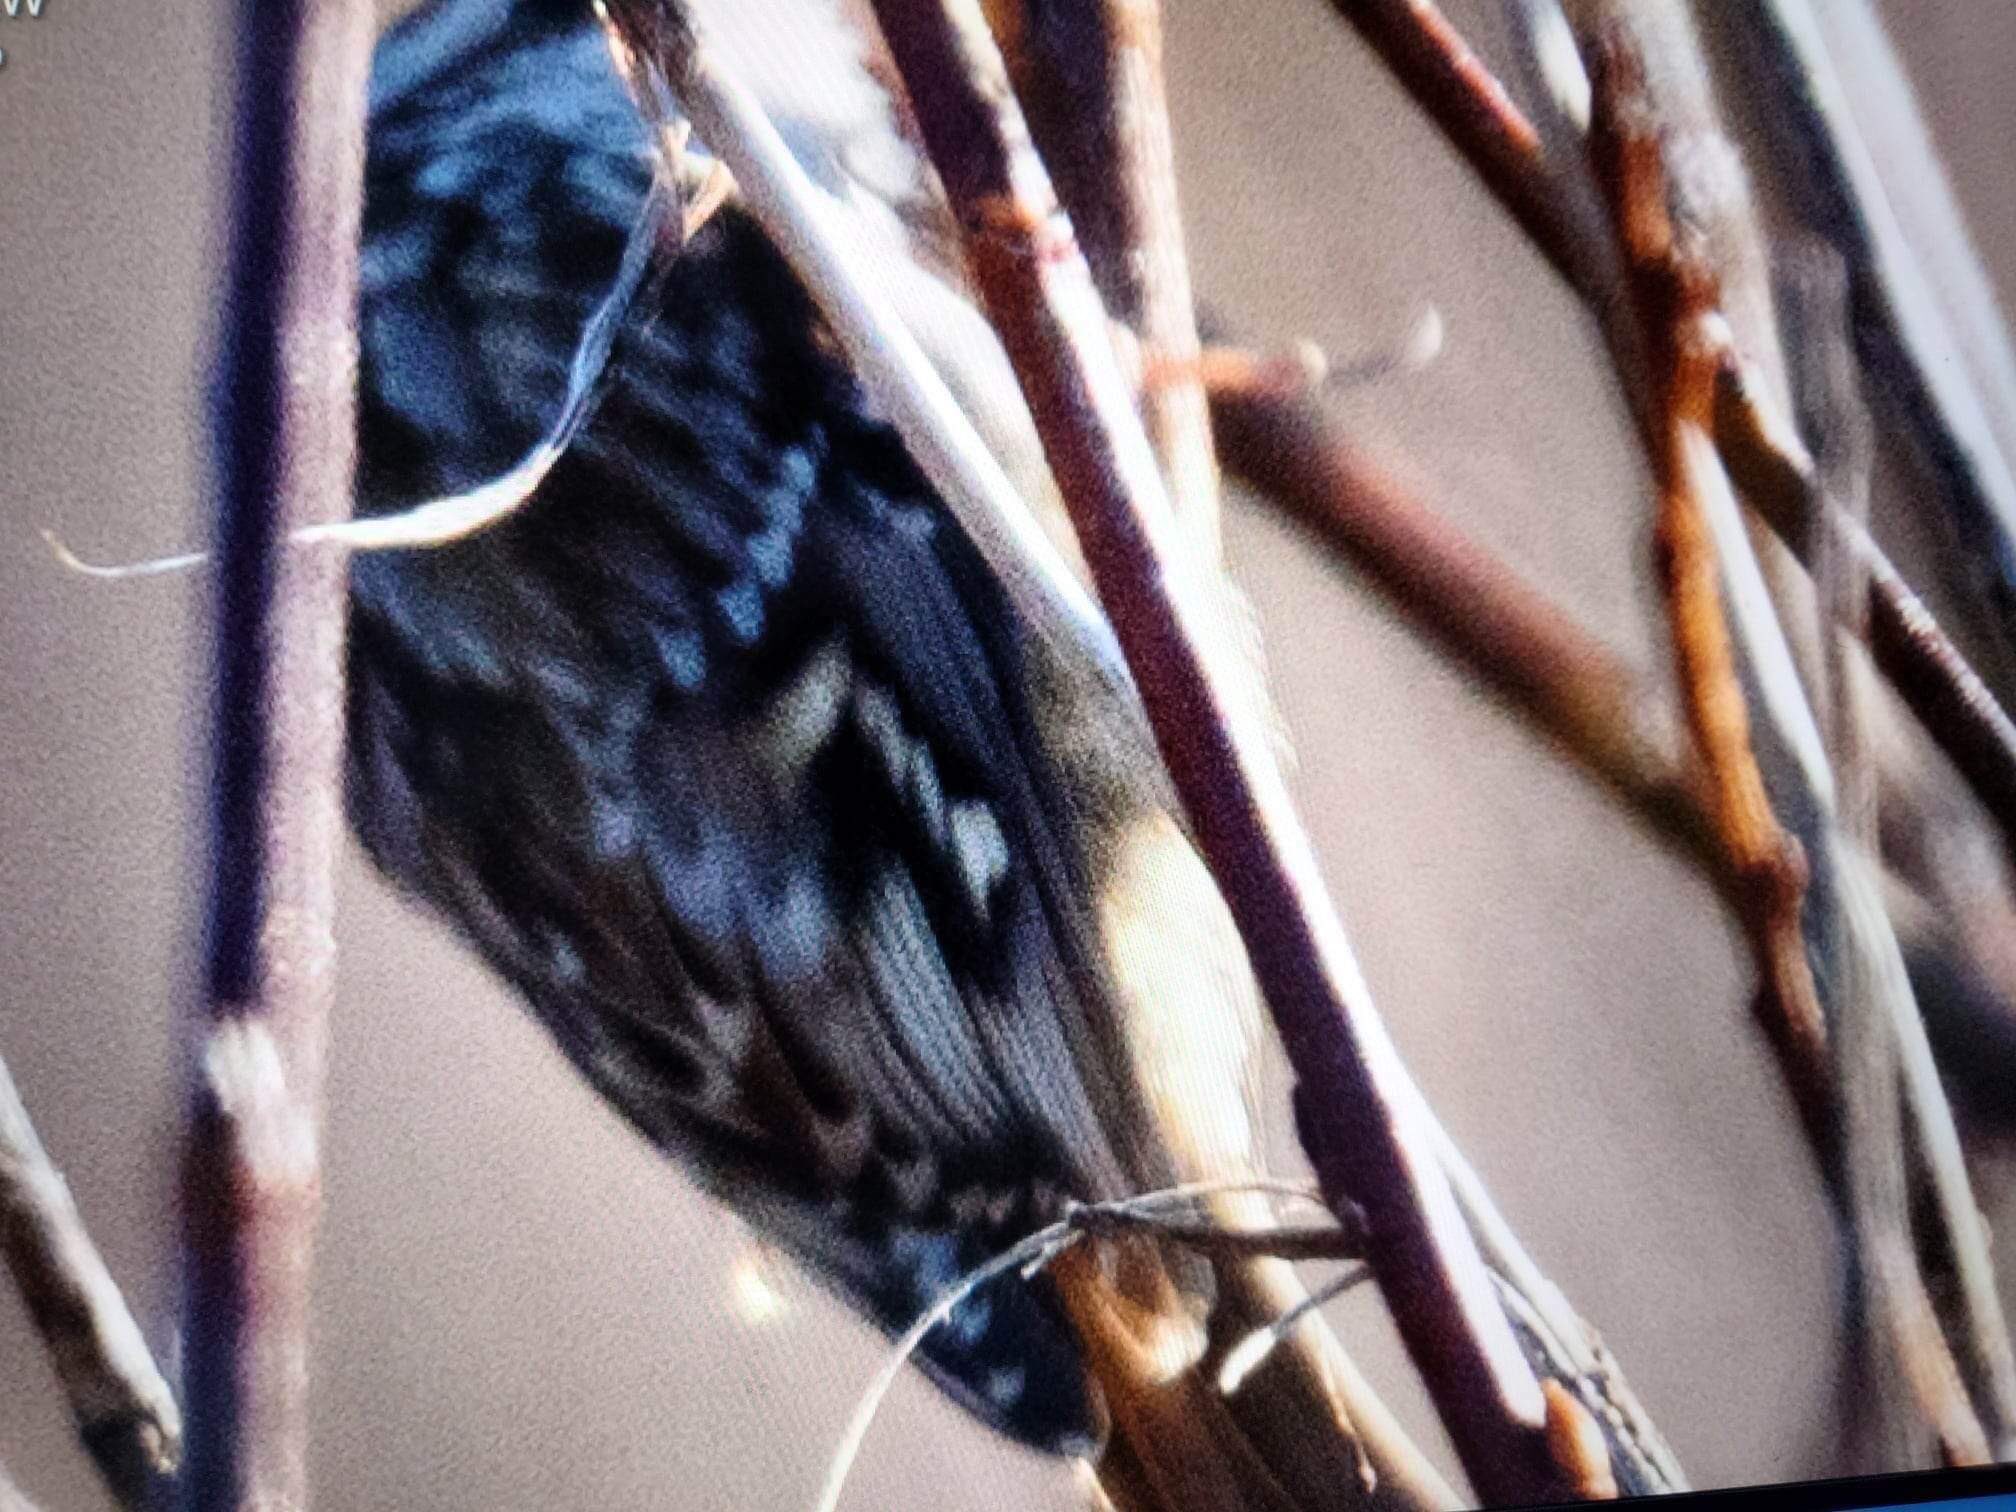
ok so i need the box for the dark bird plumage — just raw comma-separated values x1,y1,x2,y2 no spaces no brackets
344,9,1412,1507
348,0,1173,1453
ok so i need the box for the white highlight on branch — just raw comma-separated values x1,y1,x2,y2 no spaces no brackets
1514,0,1592,136
1216,1260,1372,1396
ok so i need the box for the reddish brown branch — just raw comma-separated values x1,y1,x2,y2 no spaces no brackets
0,1051,180,1507
861,0,1577,1499
1325,0,1575,288
1586,16,2010,1465
1210,384,1711,859
1331,0,2016,866
1585,18,1833,1162
1094,0,1222,551
178,0,373,1506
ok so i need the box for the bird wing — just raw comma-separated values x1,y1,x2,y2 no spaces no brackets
347,0,1170,1450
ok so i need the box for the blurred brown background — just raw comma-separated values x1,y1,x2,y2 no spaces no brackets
3,2,2014,1508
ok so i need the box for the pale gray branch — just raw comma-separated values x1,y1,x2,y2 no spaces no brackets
176,0,373,1505
0,1051,179,1507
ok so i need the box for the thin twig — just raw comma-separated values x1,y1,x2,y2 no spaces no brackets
817,1225,1084,1512
1209,379,1711,864
1504,0,1589,139
1788,248,1989,1466
1436,1129,1686,1494
856,0,1587,1499
982,0,1230,542
1585,11,2016,1462
1325,0,1569,289
1715,356,2016,859
1784,249,1876,842
1585,3,1835,1179
1739,0,2016,666
176,0,372,1505
1216,1264,1376,1396
594,0,1130,695
0,1051,180,1507
1064,1205,1359,1263
1336,0,2016,852
1095,0,1223,553
1879,904,2016,1461
42,173,677,581
1600,2,1837,715
1834,849,1992,1465
812,1180,1354,1512
1124,317,1443,403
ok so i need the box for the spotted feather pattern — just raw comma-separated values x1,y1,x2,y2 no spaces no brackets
347,0,1172,1451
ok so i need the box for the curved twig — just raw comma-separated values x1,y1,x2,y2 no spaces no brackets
813,1179,1362,1512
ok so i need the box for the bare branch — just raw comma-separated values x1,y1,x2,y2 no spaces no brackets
1325,0,1570,289
594,0,1130,693
1212,334,2016,1118
1439,1133,1686,1493
1063,1207,1360,1264
1333,0,2016,857
176,0,373,1504
1715,357,2016,860
1210,380,1711,863
988,0,1226,548
1786,249,1990,1467
0,1052,180,1507
1093,0,1223,553
1584,9,2016,1462
1585,21,1832,1148
1785,248,1879,838
1739,0,2016,666
843,0,1604,1499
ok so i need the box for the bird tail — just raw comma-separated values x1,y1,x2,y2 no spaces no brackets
1073,811,1463,1512
1053,1243,1460,1512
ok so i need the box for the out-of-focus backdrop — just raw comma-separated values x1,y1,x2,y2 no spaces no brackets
3,2,2013,1508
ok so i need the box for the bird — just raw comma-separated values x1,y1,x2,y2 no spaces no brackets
346,0,1405,1505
